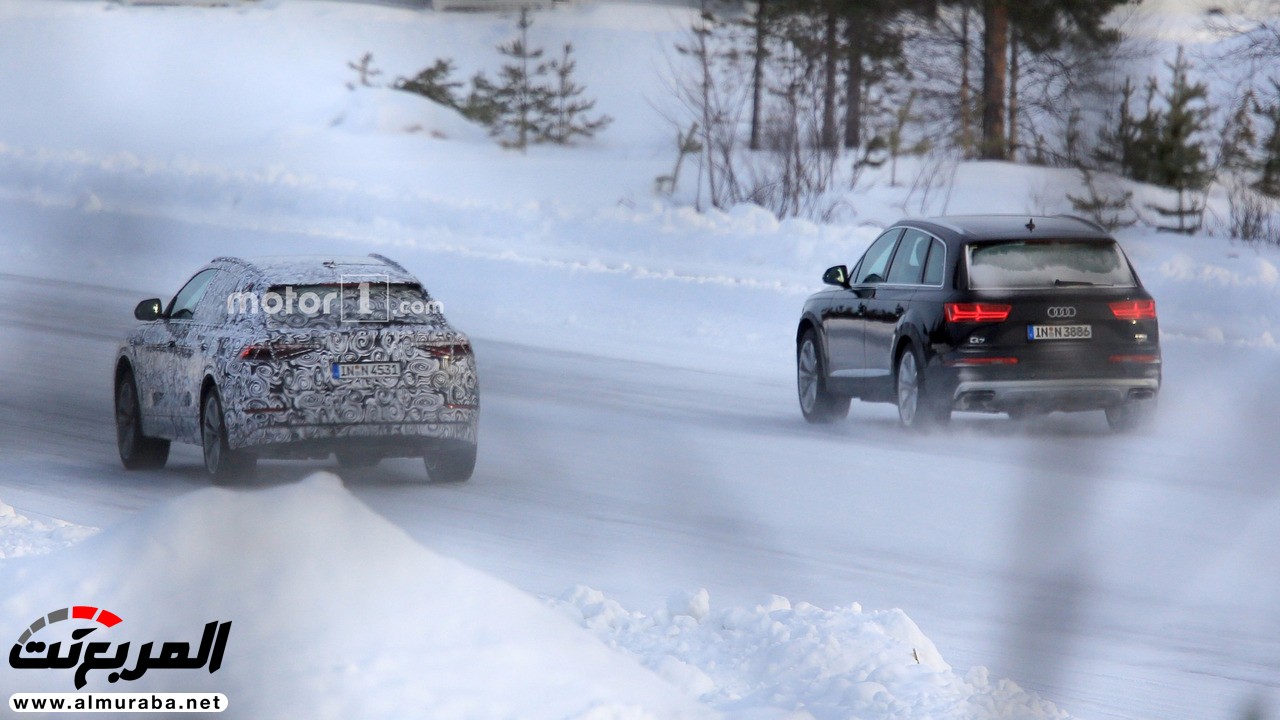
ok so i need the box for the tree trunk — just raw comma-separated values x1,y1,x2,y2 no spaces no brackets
699,23,716,207
981,0,1008,160
1007,26,1019,161
749,0,766,151
844,19,863,149
959,3,973,157
821,6,839,151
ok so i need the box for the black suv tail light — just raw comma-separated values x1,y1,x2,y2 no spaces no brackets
945,303,1012,323
1109,300,1156,320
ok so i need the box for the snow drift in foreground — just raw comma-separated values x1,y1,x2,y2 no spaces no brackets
0,477,1064,720
553,587,1067,720
0,500,95,560
0,475,712,720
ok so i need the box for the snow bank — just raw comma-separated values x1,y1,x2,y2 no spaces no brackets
0,499,96,560
0,475,714,720
0,479,1072,720
553,587,1068,720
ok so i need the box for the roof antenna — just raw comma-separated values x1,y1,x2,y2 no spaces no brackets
1025,218,1036,232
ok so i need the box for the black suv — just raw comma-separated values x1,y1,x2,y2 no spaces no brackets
795,215,1160,431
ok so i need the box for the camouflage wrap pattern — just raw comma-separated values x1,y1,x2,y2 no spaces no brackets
117,255,478,458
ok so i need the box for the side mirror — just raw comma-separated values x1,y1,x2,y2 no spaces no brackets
822,265,849,288
134,298,164,322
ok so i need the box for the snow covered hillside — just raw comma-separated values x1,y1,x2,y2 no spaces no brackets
0,1,1277,719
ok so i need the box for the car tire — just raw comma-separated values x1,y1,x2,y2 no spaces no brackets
896,344,950,430
115,370,169,470
1105,400,1156,432
424,440,476,483
201,387,256,482
797,329,851,424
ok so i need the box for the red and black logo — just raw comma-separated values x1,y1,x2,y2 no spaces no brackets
9,606,230,689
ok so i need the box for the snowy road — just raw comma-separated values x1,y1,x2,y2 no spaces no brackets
1,259,1276,720
1,0,1277,716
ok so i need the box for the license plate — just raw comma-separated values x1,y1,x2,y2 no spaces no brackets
332,362,401,379
1028,324,1092,341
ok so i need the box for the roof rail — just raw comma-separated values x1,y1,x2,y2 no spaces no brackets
211,256,260,273
907,216,967,235
368,253,410,274
1052,214,1107,233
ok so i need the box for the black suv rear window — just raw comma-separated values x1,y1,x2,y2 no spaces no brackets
967,240,1136,289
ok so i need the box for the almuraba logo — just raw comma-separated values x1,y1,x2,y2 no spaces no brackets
8,606,231,689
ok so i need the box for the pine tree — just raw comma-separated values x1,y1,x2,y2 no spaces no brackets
546,43,612,145
1067,165,1135,230
1094,77,1139,174
393,59,463,108
1129,78,1164,184
461,71,501,126
488,8,553,150
1144,47,1213,233
1218,89,1260,177
1255,88,1280,198
443,9,612,149
1156,48,1212,189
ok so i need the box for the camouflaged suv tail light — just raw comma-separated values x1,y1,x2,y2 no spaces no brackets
238,343,317,362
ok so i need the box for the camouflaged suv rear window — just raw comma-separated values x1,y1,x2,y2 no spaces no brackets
230,283,442,329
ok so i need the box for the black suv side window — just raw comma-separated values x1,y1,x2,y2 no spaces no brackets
166,269,218,321
922,238,946,286
886,229,932,285
853,229,903,285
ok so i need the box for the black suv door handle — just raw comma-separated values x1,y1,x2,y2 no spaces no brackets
167,340,176,348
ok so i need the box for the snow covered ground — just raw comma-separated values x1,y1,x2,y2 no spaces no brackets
0,1,1277,719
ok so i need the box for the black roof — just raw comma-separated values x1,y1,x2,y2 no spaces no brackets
899,214,1112,242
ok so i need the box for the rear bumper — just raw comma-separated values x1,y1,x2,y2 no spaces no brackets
931,339,1161,414
950,377,1159,413
232,414,478,457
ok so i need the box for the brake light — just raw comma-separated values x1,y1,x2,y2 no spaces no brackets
418,342,472,358
239,343,315,362
945,303,1012,323
1109,300,1156,321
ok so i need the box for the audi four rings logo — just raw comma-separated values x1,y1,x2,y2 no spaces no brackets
1047,306,1078,318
